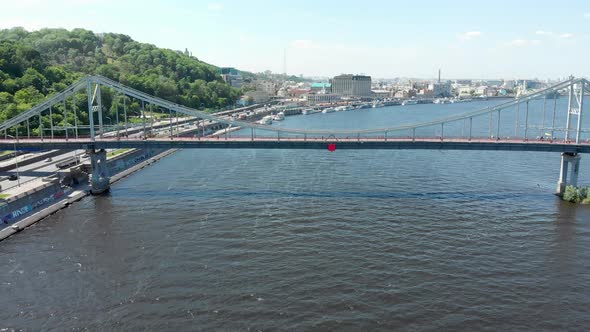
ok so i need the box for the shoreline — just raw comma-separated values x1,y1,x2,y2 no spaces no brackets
0,149,178,241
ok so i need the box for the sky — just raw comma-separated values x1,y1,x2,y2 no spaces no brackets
1,0,589,79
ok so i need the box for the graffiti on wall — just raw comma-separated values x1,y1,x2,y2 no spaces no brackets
2,189,69,224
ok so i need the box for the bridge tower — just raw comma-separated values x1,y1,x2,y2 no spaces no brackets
556,78,585,196
565,77,585,143
85,77,110,194
88,148,110,194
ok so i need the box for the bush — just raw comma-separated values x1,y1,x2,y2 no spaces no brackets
563,185,590,203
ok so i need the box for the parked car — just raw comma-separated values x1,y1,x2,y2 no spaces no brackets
8,174,18,181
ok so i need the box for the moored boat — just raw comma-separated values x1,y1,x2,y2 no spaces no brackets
272,112,285,121
258,115,273,125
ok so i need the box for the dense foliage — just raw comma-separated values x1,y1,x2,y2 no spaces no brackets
563,185,590,204
0,27,242,134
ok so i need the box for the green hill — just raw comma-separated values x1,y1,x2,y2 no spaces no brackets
0,27,242,131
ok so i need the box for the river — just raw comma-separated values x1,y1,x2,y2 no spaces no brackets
1,99,590,331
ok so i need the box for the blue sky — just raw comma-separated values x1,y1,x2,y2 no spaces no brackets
1,0,589,79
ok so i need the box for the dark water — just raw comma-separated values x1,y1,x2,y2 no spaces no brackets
2,101,590,331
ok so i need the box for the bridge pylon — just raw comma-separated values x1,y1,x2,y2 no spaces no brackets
565,77,586,144
556,152,581,196
88,148,110,195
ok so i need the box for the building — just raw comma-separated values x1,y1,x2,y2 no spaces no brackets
455,79,472,85
306,94,341,104
243,90,271,103
486,80,503,87
310,82,331,94
428,82,452,97
220,67,243,88
254,80,279,96
457,86,473,97
475,86,488,96
416,89,433,97
289,88,310,98
502,80,515,89
394,90,410,98
371,90,391,98
330,74,372,97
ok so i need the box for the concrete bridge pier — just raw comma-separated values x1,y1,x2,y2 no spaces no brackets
88,148,110,195
556,152,581,196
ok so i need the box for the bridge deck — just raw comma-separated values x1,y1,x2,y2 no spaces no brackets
0,137,588,153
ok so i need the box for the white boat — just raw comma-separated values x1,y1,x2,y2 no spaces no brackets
272,112,285,121
302,108,312,115
258,115,273,125
402,99,418,106
322,107,335,114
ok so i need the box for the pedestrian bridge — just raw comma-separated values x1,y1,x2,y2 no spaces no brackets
0,137,589,154
0,75,587,194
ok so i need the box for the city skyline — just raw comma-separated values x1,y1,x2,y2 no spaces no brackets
1,0,589,79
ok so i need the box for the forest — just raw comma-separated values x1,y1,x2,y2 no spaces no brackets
0,27,243,135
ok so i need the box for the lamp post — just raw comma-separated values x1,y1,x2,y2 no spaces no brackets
6,134,20,187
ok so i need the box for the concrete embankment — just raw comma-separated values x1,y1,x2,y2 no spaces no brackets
0,149,177,241
110,149,177,184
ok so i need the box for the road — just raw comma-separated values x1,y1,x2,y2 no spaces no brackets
0,150,89,191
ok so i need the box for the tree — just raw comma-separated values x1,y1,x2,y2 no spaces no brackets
17,68,47,92
14,86,44,106
0,26,243,129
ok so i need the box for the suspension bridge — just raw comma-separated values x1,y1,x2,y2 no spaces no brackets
0,75,587,194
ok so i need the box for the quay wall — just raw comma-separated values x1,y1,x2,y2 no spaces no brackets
0,180,69,228
106,148,165,175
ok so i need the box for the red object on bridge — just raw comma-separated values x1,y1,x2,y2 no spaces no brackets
327,143,336,152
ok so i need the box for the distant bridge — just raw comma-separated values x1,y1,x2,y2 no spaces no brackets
0,75,587,194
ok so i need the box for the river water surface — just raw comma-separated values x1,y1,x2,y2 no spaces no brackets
1,100,590,331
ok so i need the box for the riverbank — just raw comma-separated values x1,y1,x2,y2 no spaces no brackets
0,149,177,241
